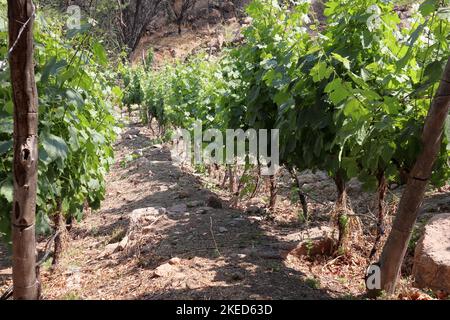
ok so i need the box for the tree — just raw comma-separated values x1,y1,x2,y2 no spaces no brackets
375,58,450,295
8,0,39,300
119,0,163,52
168,0,197,34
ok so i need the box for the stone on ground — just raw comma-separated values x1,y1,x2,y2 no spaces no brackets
413,213,450,292
103,243,119,256
218,227,228,233
288,226,336,258
169,257,182,265
129,207,165,224
153,263,179,278
168,203,188,216
195,207,212,215
187,200,204,208
206,195,223,209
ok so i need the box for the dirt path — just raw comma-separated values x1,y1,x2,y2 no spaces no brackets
2,118,449,300
1,118,364,300
36,121,340,300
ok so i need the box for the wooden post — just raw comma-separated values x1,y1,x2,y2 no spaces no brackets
8,0,39,300
376,58,450,295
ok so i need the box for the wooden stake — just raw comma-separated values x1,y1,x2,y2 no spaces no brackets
376,58,450,295
8,0,39,300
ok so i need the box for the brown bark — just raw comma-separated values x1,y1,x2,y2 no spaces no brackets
376,58,450,295
227,164,235,193
249,163,261,199
8,0,39,300
334,172,347,209
213,163,220,181
120,0,163,53
334,171,348,254
221,164,229,188
268,174,277,212
289,169,309,220
169,0,197,34
52,202,67,267
369,172,387,260
236,165,248,195
230,165,249,207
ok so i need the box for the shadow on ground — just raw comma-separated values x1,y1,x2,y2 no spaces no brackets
70,125,334,300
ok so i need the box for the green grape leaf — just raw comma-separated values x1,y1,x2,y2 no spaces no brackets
325,78,350,104
93,42,108,66
0,140,12,155
4,101,13,115
41,57,68,83
0,117,13,134
342,157,359,178
87,179,100,191
343,98,367,120
311,61,332,82
0,178,13,202
422,60,445,85
331,53,351,70
419,0,438,17
65,89,84,108
41,132,69,162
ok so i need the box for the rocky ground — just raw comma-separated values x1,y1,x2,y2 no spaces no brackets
2,113,449,300
35,120,364,300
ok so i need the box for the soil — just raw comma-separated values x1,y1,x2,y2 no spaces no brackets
2,112,449,300
131,18,242,66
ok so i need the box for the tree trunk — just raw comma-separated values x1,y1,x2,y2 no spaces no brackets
376,58,450,295
8,0,39,300
369,172,387,260
230,165,249,207
52,202,67,267
228,164,235,193
120,0,163,53
289,168,308,220
249,163,261,199
268,174,277,212
221,164,229,188
177,19,182,35
334,172,347,209
334,171,348,254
